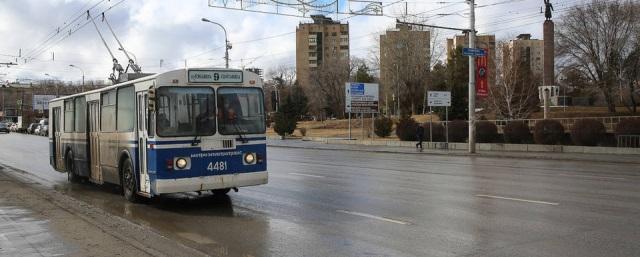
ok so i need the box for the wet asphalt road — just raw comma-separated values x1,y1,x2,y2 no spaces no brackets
1,133,640,257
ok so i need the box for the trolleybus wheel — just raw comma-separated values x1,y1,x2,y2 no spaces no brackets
66,151,80,183
122,158,141,203
212,188,231,195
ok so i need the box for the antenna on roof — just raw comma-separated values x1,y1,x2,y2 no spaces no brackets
102,13,142,74
87,10,123,84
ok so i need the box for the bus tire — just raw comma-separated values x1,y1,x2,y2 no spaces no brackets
121,158,141,203
66,151,80,183
212,188,231,195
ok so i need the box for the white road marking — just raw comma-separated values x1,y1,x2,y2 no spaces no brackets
288,172,325,178
475,194,559,206
336,210,410,225
558,174,626,180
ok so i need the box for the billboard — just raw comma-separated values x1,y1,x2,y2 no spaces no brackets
345,83,379,113
33,95,56,111
427,91,451,107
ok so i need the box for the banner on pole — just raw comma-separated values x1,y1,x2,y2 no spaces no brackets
476,48,489,98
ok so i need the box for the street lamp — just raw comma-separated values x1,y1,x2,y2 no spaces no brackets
201,18,231,68
45,73,60,97
69,64,85,92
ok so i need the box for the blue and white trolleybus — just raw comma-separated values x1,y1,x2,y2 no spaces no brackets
48,68,268,202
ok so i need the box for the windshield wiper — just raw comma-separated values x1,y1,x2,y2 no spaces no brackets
231,122,248,143
191,134,200,146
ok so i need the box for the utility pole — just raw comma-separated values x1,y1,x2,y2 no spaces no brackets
468,0,476,153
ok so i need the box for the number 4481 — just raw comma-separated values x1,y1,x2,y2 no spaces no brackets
207,161,228,171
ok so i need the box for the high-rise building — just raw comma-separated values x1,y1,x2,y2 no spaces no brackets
295,15,349,88
379,23,430,114
503,34,544,76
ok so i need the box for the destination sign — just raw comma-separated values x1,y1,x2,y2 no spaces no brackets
188,70,243,83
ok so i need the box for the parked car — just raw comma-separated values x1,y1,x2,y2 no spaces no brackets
27,123,39,134
39,125,49,136
0,123,9,133
34,124,42,135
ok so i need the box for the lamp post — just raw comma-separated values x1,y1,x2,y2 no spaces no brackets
201,18,231,68
45,73,60,97
69,64,85,92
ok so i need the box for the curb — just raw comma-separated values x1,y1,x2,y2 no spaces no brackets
267,141,640,165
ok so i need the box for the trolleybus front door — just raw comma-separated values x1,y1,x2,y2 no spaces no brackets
137,92,151,195
88,101,102,183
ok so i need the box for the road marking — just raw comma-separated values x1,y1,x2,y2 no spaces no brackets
558,174,626,180
288,172,325,178
336,210,410,225
475,194,559,206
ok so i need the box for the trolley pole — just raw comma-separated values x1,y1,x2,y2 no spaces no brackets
468,0,477,153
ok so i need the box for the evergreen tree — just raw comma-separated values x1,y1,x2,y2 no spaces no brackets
273,94,298,138
435,46,468,120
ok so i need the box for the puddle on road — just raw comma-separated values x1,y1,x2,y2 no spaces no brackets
0,205,69,257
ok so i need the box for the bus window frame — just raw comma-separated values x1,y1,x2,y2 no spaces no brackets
155,86,217,138
216,86,266,135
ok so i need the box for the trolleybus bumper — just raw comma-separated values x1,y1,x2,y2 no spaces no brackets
154,171,268,194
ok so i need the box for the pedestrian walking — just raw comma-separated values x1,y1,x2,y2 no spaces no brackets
416,124,425,150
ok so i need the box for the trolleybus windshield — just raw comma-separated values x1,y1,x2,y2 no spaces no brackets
156,87,216,137
217,87,265,135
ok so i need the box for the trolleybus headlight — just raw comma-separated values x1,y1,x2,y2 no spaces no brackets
176,158,188,169
244,152,256,165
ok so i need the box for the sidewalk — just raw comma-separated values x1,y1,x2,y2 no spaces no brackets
268,139,640,164
0,165,207,257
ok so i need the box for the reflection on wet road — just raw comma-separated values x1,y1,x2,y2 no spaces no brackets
1,133,640,256
0,205,67,257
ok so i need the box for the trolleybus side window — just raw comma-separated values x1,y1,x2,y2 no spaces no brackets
101,90,116,132
74,97,86,133
117,86,135,132
64,99,74,132
156,87,216,137
217,87,265,135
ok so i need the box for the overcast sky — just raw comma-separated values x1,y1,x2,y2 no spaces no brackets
0,0,575,83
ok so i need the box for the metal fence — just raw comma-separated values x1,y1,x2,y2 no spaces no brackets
617,135,640,148
485,116,640,133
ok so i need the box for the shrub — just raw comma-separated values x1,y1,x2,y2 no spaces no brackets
571,119,605,146
298,127,307,137
374,116,393,137
273,112,297,138
447,120,468,143
615,118,640,135
503,121,531,144
475,121,498,143
395,115,418,141
533,119,565,145
422,122,445,142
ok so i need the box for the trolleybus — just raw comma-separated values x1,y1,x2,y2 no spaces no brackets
48,68,268,202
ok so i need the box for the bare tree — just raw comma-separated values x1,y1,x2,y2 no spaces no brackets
379,24,430,115
556,0,639,113
266,64,296,88
622,43,640,113
308,57,352,118
488,42,540,119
